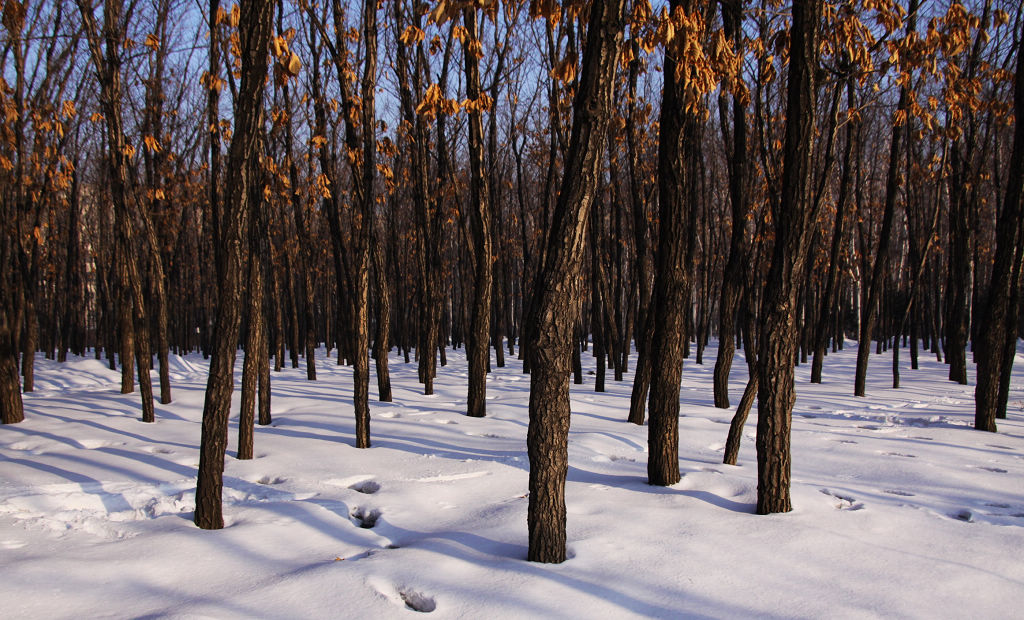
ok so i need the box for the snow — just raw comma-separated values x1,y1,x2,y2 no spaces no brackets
2,342,1023,618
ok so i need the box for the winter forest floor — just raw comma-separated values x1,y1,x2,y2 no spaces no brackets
2,340,1023,618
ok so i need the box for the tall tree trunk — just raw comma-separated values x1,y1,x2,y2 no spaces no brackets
812,74,857,384
464,6,492,419
712,0,749,408
854,0,917,397
239,170,268,460
348,0,378,447
76,0,155,421
975,21,1024,431
647,0,698,487
527,0,624,564
755,0,819,515
280,36,317,382
372,208,393,402
0,309,23,424
194,0,273,529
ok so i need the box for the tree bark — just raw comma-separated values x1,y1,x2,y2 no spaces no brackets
712,0,749,409
194,0,273,529
975,20,1024,431
464,6,492,419
755,0,819,515
647,0,698,487
527,0,624,564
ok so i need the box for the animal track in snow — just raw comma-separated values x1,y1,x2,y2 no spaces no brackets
399,587,436,613
465,432,506,440
883,489,915,497
7,441,45,453
141,445,175,455
950,509,974,522
350,480,380,494
74,439,121,450
350,506,381,529
256,476,287,485
820,489,864,511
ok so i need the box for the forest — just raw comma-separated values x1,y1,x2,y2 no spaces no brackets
1,0,1022,567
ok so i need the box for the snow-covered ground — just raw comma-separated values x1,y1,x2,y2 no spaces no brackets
2,341,1023,618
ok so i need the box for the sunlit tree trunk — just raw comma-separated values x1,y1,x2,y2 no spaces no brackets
527,0,624,564
194,0,273,529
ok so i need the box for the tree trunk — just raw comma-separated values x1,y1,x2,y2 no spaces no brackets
239,174,267,460
527,0,624,564
755,0,819,515
647,0,698,487
372,205,393,402
464,6,492,419
854,0,917,397
975,22,1024,431
0,310,24,424
812,75,857,384
194,0,273,529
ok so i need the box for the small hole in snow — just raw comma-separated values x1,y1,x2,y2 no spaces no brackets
399,588,435,612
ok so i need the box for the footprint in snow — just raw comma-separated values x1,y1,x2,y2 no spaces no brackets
350,480,380,494
75,439,121,450
950,509,974,522
350,506,381,529
976,466,1008,473
883,489,915,497
465,432,506,440
257,476,287,485
399,587,436,613
820,488,864,511
141,445,175,455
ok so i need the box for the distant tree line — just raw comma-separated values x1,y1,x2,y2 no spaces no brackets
1,0,1021,563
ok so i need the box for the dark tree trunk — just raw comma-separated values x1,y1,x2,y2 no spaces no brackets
712,0,749,408
0,310,23,424
812,76,857,384
975,23,1024,431
239,173,268,460
755,0,819,515
372,215,393,403
76,0,155,421
349,0,378,448
854,0,917,397
464,6,492,419
281,51,317,382
194,0,273,529
527,0,624,564
647,0,698,487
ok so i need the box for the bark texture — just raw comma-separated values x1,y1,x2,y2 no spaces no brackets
194,0,273,529
527,0,624,564
755,0,819,515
